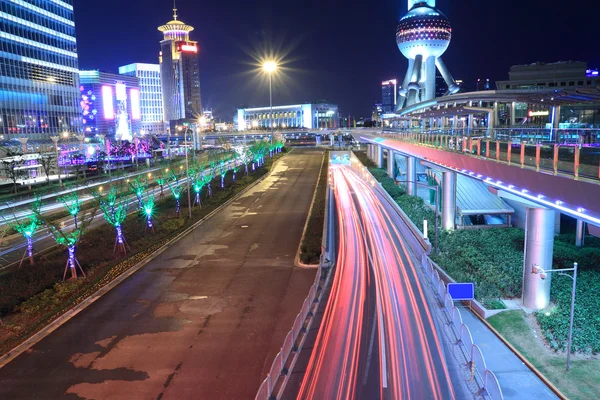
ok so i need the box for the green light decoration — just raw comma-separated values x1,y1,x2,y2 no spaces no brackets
2,197,43,267
36,194,98,280
96,187,130,256
156,173,167,198
166,176,184,217
129,178,148,210
58,192,81,229
142,196,155,232
191,170,206,207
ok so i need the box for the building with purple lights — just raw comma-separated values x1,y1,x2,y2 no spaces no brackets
158,5,202,133
78,70,140,141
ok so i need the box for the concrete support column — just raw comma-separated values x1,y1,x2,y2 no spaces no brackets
522,208,556,310
576,219,585,247
441,171,456,231
377,145,384,169
468,114,473,134
387,150,395,179
406,156,417,196
510,102,516,126
554,211,561,234
425,55,436,101
368,144,374,162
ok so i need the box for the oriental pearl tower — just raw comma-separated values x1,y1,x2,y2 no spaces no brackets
395,0,460,111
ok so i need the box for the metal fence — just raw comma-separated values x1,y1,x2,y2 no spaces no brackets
254,185,334,400
254,265,329,400
421,253,504,400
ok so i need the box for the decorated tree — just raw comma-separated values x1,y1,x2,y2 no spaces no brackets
166,174,183,217
142,196,155,232
218,161,229,189
2,197,43,267
235,146,252,177
129,178,147,210
155,172,167,199
95,187,129,255
190,165,206,207
37,195,98,280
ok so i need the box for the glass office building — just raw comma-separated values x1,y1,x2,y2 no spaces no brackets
119,63,165,135
0,0,81,141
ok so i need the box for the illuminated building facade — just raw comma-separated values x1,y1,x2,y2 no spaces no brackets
237,103,338,131
158,5,202,131
118,63,165,135
381,79,397,114
396,0,459,110
496,61,600,90
0,0,81,140
78,70,140,141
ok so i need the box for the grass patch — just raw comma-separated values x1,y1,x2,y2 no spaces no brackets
489,311,600,400
299,151,328,264
0,151,286,355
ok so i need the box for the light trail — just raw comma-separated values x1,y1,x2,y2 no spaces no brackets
298,164,455,399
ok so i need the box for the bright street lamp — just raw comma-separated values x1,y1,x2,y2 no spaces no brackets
262,60,278,143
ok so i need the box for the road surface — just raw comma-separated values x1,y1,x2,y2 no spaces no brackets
0,149,322,400
298,164,466,399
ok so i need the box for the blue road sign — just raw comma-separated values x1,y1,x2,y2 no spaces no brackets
447,283,475,301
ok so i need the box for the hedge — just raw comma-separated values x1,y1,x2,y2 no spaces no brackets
299,152,328,264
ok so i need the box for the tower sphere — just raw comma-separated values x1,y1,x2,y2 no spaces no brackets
396,4,452,60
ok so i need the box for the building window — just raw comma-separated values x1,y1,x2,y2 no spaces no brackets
569,81,575,86
588,80,592,85
549,82,556,87
560,82,566,86
578,81,583,86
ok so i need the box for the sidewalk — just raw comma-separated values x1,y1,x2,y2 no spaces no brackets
458,305,559,400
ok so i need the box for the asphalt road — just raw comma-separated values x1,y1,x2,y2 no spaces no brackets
297,165,468,399
0,149,322,400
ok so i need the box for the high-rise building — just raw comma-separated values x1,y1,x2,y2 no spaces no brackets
158,5,202,132
79,70,140,142
381,80,397,114
0,0,81,140
119,63,165,135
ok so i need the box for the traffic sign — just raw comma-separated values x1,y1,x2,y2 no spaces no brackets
447,283,475,301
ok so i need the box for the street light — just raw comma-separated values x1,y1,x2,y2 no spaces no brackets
183,133,192,219
532,262,578,371
262,60,278,144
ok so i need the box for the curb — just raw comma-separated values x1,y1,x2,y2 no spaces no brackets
0,152,290,370
295,150,326,270
470,308,567,400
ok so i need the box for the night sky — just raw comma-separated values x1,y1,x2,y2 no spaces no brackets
74,0,598,120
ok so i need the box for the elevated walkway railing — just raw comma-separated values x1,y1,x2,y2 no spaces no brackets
377,131,600,181
255,183,335,400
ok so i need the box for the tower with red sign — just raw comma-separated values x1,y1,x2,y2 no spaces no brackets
158,4,202,131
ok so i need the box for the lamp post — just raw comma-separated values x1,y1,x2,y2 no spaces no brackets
532,262,578,371
184,131,192,219
262,61,277,145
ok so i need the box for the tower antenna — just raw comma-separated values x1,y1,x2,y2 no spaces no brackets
173,0,177,20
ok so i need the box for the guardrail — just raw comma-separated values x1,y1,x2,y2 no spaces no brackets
421,253,504,400
255,184,335,400
375,131,600,181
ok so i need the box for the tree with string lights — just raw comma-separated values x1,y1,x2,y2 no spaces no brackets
166,173,184,217
1,197,43,267
36,193,98,280
129,178,147,210
94,187,130,256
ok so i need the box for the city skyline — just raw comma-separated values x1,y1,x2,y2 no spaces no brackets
74,0,597,119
